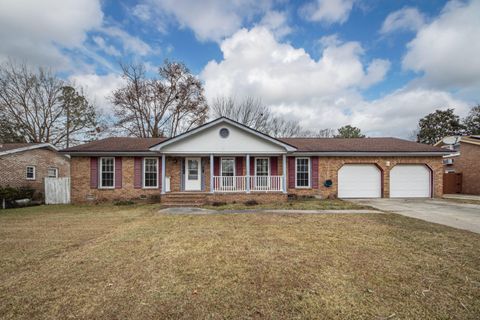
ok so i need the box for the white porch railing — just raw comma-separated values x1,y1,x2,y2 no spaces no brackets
213,176,283,192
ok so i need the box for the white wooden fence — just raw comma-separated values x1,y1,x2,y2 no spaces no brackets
44,177,70,204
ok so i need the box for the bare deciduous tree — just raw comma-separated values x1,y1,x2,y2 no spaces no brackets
211,96,303,137
0,61,97,146
111,60,208,138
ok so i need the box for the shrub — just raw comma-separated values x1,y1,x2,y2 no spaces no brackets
114,200,135,206
244,199,258,206
211,201,227,207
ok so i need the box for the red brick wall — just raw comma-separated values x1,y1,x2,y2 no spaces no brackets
0,148,70,199
447,143,480,195
71,155,443,203
287,156,443,198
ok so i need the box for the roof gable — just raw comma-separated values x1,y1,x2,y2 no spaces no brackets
0,143,58,157
150,118,297,153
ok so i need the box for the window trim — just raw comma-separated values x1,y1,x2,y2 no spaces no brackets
254,157,270,176
295,157,311,188
99,157,115,189
220,157,236,176
47,167,58,178
26,166,36,180
142,157,159,189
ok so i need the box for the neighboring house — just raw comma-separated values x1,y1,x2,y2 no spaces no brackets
435,135,480,195
0,143,70,199
61,117,450,204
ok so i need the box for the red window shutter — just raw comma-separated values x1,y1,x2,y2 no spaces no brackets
90,157,98,189
270,157,278,175
250,157,255,175
158,157,162,190
214,157,220,176
235,157,243,176
134,157,142,189
288,157,295,188
115,157,122,189
311,156,319,189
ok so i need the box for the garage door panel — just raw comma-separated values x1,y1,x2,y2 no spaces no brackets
390,165,431,198
338,165,381,198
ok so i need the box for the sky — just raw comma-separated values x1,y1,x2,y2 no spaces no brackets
0,0,479,138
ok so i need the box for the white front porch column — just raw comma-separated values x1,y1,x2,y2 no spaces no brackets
282,154,287,193
210,154,214,193
161,154,166,194
246,154,250,193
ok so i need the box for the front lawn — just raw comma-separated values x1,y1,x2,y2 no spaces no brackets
203,197,370,210
0,204,479,319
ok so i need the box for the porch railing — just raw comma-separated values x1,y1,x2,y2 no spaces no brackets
213,176,283,192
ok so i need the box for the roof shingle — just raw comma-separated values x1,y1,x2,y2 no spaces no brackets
61,136,447,153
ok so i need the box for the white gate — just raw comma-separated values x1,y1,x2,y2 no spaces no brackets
44,177,71,204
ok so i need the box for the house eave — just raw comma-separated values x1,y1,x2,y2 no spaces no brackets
0,143,60,157
291,151,451,157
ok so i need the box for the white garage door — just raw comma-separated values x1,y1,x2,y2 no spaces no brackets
338,164,382,198
390,165,431,198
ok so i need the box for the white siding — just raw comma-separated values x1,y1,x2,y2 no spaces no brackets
161,123,285,154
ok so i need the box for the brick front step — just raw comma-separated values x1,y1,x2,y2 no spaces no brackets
161,192,207,206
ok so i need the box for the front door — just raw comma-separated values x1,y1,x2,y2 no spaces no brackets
185,157,201,191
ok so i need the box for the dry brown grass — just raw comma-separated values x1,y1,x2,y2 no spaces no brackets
1,204,479,319
203,198,370,211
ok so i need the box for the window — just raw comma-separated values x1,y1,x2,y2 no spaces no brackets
296,157,310,188
47,167,58,178
26,166,35,180
219,127,229,138
99,157,115,188
143,158,158,188
221,158,235,187
221,158,235,176
255,158,269,176
187,159,199,180
255,157,269,188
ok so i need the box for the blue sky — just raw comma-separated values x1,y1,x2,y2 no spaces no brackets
1,0,479,137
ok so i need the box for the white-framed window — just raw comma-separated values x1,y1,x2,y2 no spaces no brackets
295,157,310,188
255,157,270,176
26,166,36,180
47,167,58,178
221,158,235,177
99,157,115,188
143,157,158,188
221,158,235,187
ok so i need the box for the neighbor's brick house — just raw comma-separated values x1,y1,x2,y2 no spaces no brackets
0,143,70,199
62,117,449,205
436,135,480,195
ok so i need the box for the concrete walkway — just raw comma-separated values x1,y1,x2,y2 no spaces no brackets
158,207,380,215
443,194,480,201
350,198,480,234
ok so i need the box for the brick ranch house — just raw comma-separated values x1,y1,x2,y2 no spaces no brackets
61,117,450,205
0,143,70,200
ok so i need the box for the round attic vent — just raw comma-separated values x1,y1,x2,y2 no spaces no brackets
219,127,229,138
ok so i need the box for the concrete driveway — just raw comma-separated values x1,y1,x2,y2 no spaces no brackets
350,198,480,234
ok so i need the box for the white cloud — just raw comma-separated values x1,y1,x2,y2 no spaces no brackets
0,0,103,68
202,28,388,105
403,0,480,89
258,11,292,38
201,26,471,137
300,0,354,25
100,26,153,56
135,0,273,42
380,7,425,34
92,36,121,57
69,73,125,112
